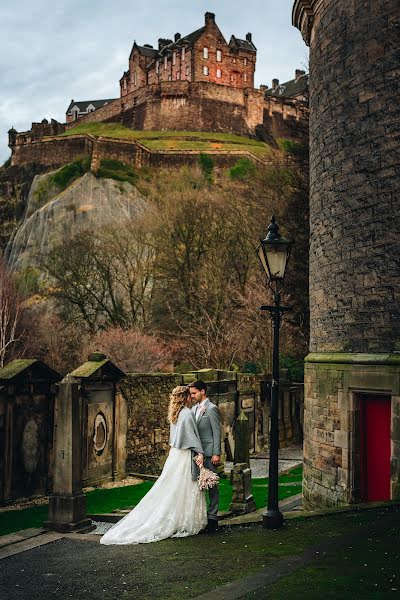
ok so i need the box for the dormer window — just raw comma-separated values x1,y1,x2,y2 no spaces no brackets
172,51,176,65
203,47,208,59
217,50,222,62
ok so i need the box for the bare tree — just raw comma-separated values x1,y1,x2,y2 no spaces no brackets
0,258,26,367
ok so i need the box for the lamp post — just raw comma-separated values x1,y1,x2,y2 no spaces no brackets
257,215,293,529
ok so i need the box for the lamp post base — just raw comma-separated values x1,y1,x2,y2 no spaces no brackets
262,509,284,529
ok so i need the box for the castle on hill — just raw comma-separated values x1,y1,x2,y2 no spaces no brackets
9,13,308,168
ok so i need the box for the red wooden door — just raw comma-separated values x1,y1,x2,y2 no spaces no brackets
360,396,391,502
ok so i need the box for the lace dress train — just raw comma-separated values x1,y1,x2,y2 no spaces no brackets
100,447,207,545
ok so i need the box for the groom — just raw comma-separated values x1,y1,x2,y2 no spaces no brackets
189,380,221,533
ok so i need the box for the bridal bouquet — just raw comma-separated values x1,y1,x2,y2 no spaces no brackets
197,465,220,491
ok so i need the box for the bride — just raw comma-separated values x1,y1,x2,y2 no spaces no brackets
100,385,207,544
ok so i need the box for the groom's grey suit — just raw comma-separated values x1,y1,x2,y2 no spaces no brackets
193,399,221,521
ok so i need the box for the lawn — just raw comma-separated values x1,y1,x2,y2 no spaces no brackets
0,466,302,537
60,122,274,156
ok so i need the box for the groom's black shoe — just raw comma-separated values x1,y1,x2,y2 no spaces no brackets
206,519,218,534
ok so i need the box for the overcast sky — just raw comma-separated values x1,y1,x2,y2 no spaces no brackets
0,0,307,164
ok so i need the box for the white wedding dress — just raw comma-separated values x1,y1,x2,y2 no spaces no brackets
100,447,207,545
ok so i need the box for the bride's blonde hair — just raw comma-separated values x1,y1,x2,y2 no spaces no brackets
168,385,190,424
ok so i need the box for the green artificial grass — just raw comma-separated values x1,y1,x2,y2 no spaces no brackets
0,466,302,537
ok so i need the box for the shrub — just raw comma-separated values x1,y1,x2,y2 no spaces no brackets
15,267,41,296
83,327,173,373
96,159,138,185
50,155,91,189
198,153,214,181
229,158,256,180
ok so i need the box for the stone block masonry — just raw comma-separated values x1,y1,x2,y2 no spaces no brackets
293,0,400,509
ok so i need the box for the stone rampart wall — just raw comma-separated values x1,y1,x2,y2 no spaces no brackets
11,136,93,168
11,133,283,170
63,81,306,139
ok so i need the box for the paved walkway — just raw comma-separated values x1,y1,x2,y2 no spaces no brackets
1,503,399,599
225,443,303,478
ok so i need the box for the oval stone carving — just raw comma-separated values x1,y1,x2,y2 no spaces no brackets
93,413,107,455
22,419,39,473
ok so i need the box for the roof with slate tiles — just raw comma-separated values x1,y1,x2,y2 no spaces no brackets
265,73,309,99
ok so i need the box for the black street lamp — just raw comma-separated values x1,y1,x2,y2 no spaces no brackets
257,215,293,529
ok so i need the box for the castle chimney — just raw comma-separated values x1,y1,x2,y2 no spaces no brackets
205,12,215,26
295,69,306,81
158,38,172,50
272,78,279,89
246,33,252,43
175,32,181,42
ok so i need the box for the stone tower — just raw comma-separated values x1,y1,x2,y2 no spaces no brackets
293,1,400,508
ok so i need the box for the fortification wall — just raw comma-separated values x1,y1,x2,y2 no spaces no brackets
11,132,282,170
64,81,306,139
11,136,93,167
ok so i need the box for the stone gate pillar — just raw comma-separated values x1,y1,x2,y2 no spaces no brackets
45,374,93,532
293,0,400,508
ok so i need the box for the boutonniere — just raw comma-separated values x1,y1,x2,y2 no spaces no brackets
198,405,207,417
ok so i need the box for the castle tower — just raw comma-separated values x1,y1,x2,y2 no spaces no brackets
293,1,400,508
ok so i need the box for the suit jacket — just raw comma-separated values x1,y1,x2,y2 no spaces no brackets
192,399,221,457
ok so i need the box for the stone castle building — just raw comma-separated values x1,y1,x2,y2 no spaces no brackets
293,0,400,508
120,12,256,96
8,12,309,168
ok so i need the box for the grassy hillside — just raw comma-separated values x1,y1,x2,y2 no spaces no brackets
60,122,275,156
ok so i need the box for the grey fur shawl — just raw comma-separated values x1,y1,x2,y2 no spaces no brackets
169,407,203,481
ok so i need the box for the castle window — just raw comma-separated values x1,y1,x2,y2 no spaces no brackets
216,68,222,78
203,66,209,76
244,73,247,82
186,65,190,76
203,47,208,59
164,56,168,70
233,58,236,64
244,58,247,66
168,74,172,81
182,47,185,60
176,71,180,80
156,60,159,74
172,51,176,65
216,50,222,62
133,71,137,86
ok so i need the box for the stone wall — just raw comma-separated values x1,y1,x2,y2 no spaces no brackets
10,132,283,170
293,0,400,509
63,81,307,140
303,354,400,509
294,0,400,354
121,369,303,475
121,374,182,475
11,136,93,168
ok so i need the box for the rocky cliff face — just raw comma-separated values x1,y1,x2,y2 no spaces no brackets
5,171,145,271
0,163,53,251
